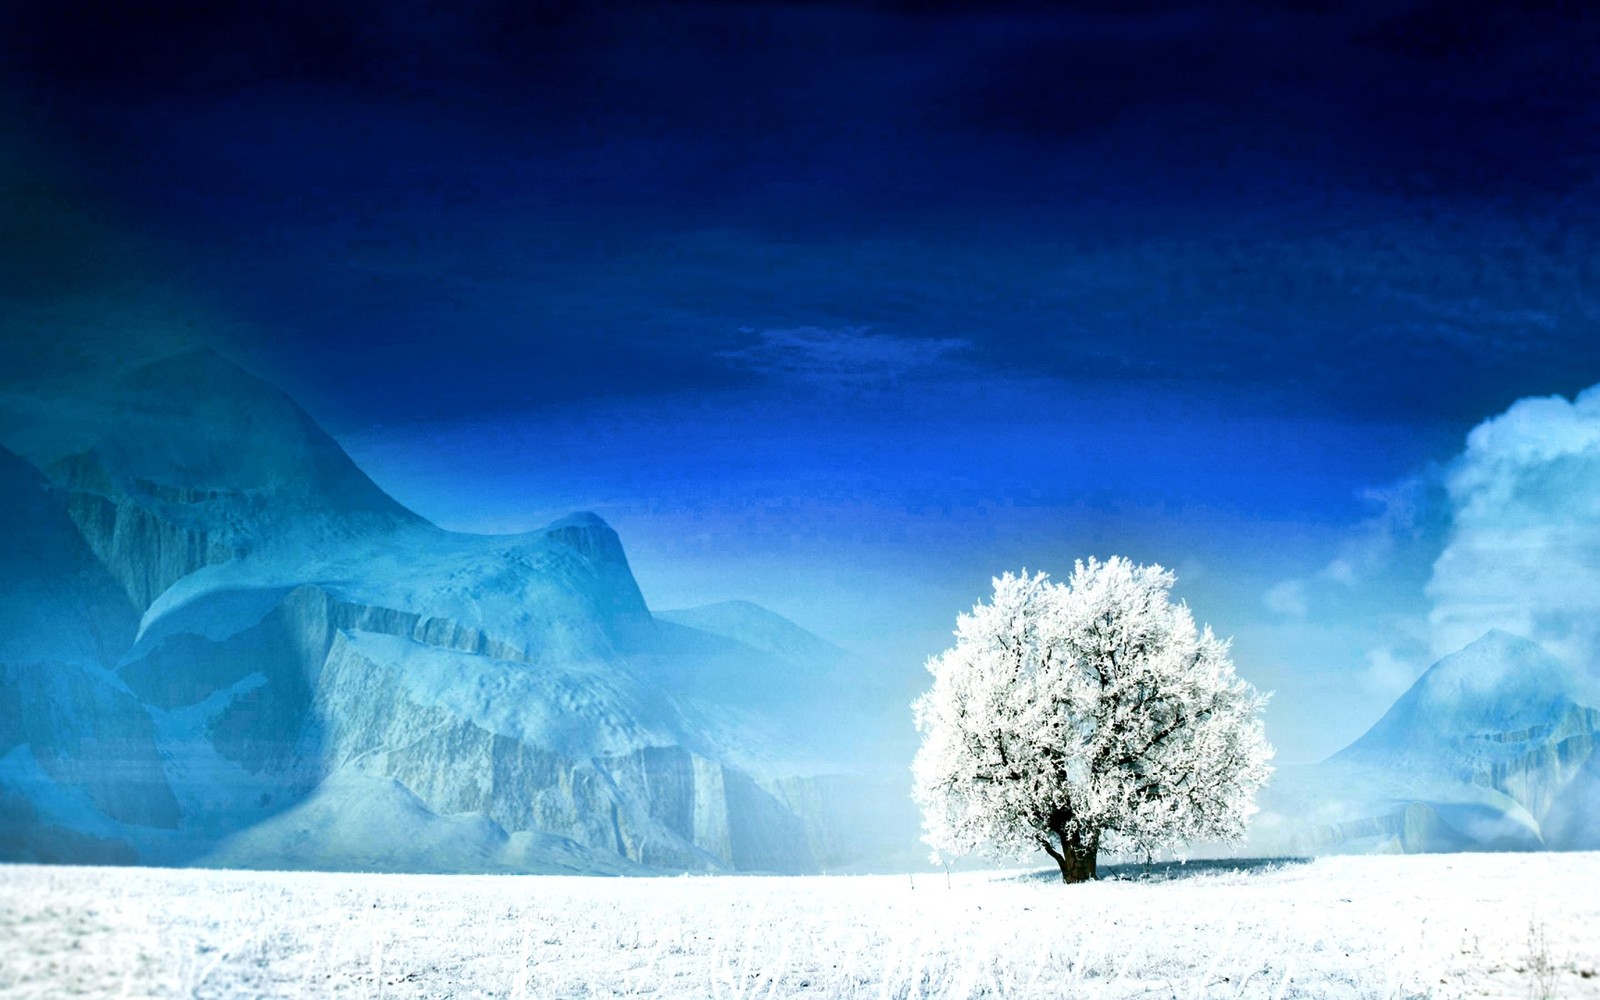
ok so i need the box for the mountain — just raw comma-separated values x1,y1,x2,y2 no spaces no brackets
0,444,137,666
1253,630,1600,855
196,767,651,876
0,442,179,863
2,348,421,614
657,601,851,667
0,350,920,874
652,600,924,870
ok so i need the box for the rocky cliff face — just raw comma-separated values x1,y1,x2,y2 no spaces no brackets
108,575,837,872
1254,630,1600,855
8,348,419,616
2,660,180,831
0,443,182,861
311,629,812,872
0,350,916,873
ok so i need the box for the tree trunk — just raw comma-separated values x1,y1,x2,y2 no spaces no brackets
1050,828,1099,883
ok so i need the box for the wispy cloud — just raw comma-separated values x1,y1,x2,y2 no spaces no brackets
1264,384,1600,697
719,327,972,393
1358,645,1421,699
1263,580,1308,619
1260,476,1439,620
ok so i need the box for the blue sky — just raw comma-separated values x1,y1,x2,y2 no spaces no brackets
5,0,1600,761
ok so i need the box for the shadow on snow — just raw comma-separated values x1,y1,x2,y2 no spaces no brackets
1009,855,1313,884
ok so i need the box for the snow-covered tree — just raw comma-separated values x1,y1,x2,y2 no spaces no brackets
911,557,1273,882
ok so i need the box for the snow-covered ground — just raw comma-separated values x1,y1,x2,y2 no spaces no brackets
2,853,1597,999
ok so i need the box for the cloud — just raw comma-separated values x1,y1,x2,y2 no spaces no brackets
720,327,971,393
1260,475,1440,624
1263,580,1308,619
1357,645,1423,700
1323,478,1438,587
1426,384,1600,665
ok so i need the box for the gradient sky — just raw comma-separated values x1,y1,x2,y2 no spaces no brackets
5,0,1600,762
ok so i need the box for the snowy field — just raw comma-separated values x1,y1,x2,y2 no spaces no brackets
2,854,1597,999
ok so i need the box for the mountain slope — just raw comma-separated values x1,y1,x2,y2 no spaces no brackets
1254,630,1600,854
196,766,652,876
0,349,916,874
657,601,850,667
1337,630,1600,769
0,445,137,666
0,444,179,857
650,602,924,869
6,348,421,613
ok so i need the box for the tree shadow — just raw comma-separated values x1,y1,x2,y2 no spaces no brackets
1011,855,1314,884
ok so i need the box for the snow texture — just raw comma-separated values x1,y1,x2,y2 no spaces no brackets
1,852,1597,998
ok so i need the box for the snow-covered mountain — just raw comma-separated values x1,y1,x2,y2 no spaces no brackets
657,601,850,667
0,349,918,874
1254,630,1600,855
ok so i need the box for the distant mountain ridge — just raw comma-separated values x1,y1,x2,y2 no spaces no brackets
658,601,849,667
23,348,412,516
1337,630,1599,768
1254,630,1600,855
0,349,918,874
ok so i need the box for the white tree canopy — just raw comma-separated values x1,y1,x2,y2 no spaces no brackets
911,557,1273,880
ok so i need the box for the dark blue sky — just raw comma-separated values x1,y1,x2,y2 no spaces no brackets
5,0,1600,759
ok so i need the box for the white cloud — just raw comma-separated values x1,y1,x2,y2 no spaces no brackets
1426,384,1600,665
1358,645,1422,700
1321,478,1434,587
1257,476,1435,624
1321,558,1357,587
1263,580,1308,619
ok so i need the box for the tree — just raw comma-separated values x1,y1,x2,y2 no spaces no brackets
911,557,1273,883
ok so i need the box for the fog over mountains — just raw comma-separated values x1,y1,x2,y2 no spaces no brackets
1,348,1597,873
1255,630,1600,855
0,348,917,873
